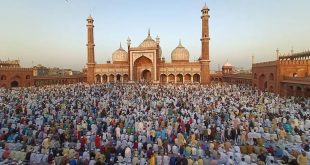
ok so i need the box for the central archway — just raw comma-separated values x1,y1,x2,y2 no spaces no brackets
133,56,153,82
141,69,151,82
11,81,19,88
258,74,267,91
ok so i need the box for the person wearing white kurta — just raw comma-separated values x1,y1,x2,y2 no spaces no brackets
153,143,159,153
198,147,204,157
234,151,242,164
172,145,179,155
226,155,234,165
116,127,121,139
124,147,131,162
157,155,163,165
218,151,228,165
192,147,197,157
132,155,139,165
30,152,36,163
163,154,170,165
140,156,147,165
138,122,144,132
265,153,274,165
244,154,251,164
34,152,43,164
82,151,90,161
129,134,134,142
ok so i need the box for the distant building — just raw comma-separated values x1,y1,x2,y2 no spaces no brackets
33,74,86,86
222,73,252,86
252,50,310,97
0,61,86,88
222,61,234,75
33,64,81,77
210,61,252,86
32,64,86,86
0,60,33,88
0,60,20,68
210,49,310,98
33,64,49,76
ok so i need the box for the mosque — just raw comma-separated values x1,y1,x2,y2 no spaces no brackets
86,4,211,85
2,3,308,98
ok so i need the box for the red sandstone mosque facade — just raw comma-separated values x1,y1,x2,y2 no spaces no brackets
1,4,309,98
0,60,33,88
0,60,85,88
86,4,211,85
252,50,310,98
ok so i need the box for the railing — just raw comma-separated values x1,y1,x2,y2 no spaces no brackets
0,67,32,71
283,76,310,81
279,59,309,65
252,61,276,67
33,74,86,80
279,51,310,60
0,60,19,64
223,73,252,79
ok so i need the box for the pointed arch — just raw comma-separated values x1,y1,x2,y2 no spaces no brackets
168,74,175,83
176,74,183,83
160,74,167,83
193,74,200,83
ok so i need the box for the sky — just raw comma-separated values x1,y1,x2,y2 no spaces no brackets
0,0,309,71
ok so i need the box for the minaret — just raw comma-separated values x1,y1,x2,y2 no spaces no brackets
86,15,95,84
127,37,132,81
290,47,294,55
156,35,161,83
200,3,211,85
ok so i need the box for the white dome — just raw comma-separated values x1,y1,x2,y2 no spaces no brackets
223,61,233,67
171,41,189,61
87,15,93,20
139,36,157,48
139,30,157,48
112,44,128,62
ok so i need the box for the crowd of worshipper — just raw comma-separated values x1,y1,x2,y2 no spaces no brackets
0,83,309,165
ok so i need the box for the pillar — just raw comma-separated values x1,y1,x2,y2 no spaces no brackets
282,84,287,97
301,86,305,98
